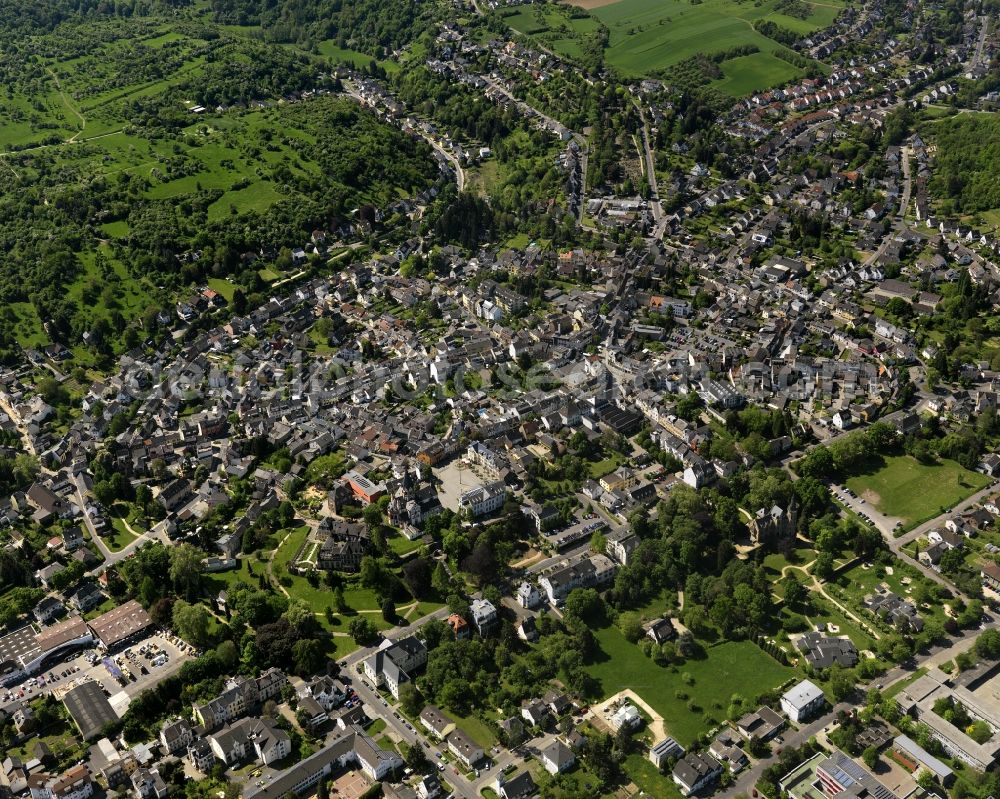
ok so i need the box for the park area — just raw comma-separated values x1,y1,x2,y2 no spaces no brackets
844,454,990,530
586,626,795,745
265,525,444,658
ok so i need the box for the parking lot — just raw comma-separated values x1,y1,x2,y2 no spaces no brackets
1,630,192,713
831,484,898,535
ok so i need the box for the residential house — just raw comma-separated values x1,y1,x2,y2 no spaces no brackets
672,752,723,796
446,613,470,640
419,706,456,741
516,582,541,609
649,738,685,770
795,631,858,669
538,554,616,605
734,707,785,742
447,729,484,769
160,719,194,755
208,717,291,767
34,596,65,624
27,766,93,799
495,771,536,799
131,769,168,799
709,729,749,773
644,618,675,645
521,700,549,728
363,637,427,700
780,680,825,723
538,739,575,775
470,598,499,636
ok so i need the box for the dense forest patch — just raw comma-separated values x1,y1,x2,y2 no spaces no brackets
926,114,1000,216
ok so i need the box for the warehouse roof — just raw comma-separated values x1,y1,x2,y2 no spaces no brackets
88,600,152,648
63,681,119,741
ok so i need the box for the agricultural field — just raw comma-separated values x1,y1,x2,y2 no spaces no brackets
586,626,795,745
713,51,805,96
844,454,990,529
501,0,840,93
507,5,598,34
1,92,428,356
0,89,433,358
0,20,215,151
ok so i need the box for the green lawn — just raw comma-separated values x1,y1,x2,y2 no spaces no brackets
100,220,131,238
588,452,628,479
529,760,617,799
206,278,237,302
271,526,312,573
207,182,285,221
844,455,990,529
105,517,140,551
405,601,444,621
623,753,685,799
314,41,400,73
504,233,535,250
505,5,600,36
10,728,83,764
203,556,265,595
320,634,360,662
387,531,424,557
587,628,795,745
831,561,951,630
884,667,928,699
762,544,818,579
84,595,118,621
449,711,497,749
632,589,680,619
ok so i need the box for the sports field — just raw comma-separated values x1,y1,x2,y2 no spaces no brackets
845,455,990,529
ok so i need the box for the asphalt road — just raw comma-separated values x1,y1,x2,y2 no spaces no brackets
863,145,912,267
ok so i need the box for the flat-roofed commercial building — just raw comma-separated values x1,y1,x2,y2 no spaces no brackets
896,667,1000,770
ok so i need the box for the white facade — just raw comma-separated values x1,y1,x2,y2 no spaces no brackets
780,680,825,723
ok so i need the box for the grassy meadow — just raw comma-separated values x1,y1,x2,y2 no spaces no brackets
844,455,990,529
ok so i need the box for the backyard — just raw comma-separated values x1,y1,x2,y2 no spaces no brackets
623,753,686,799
